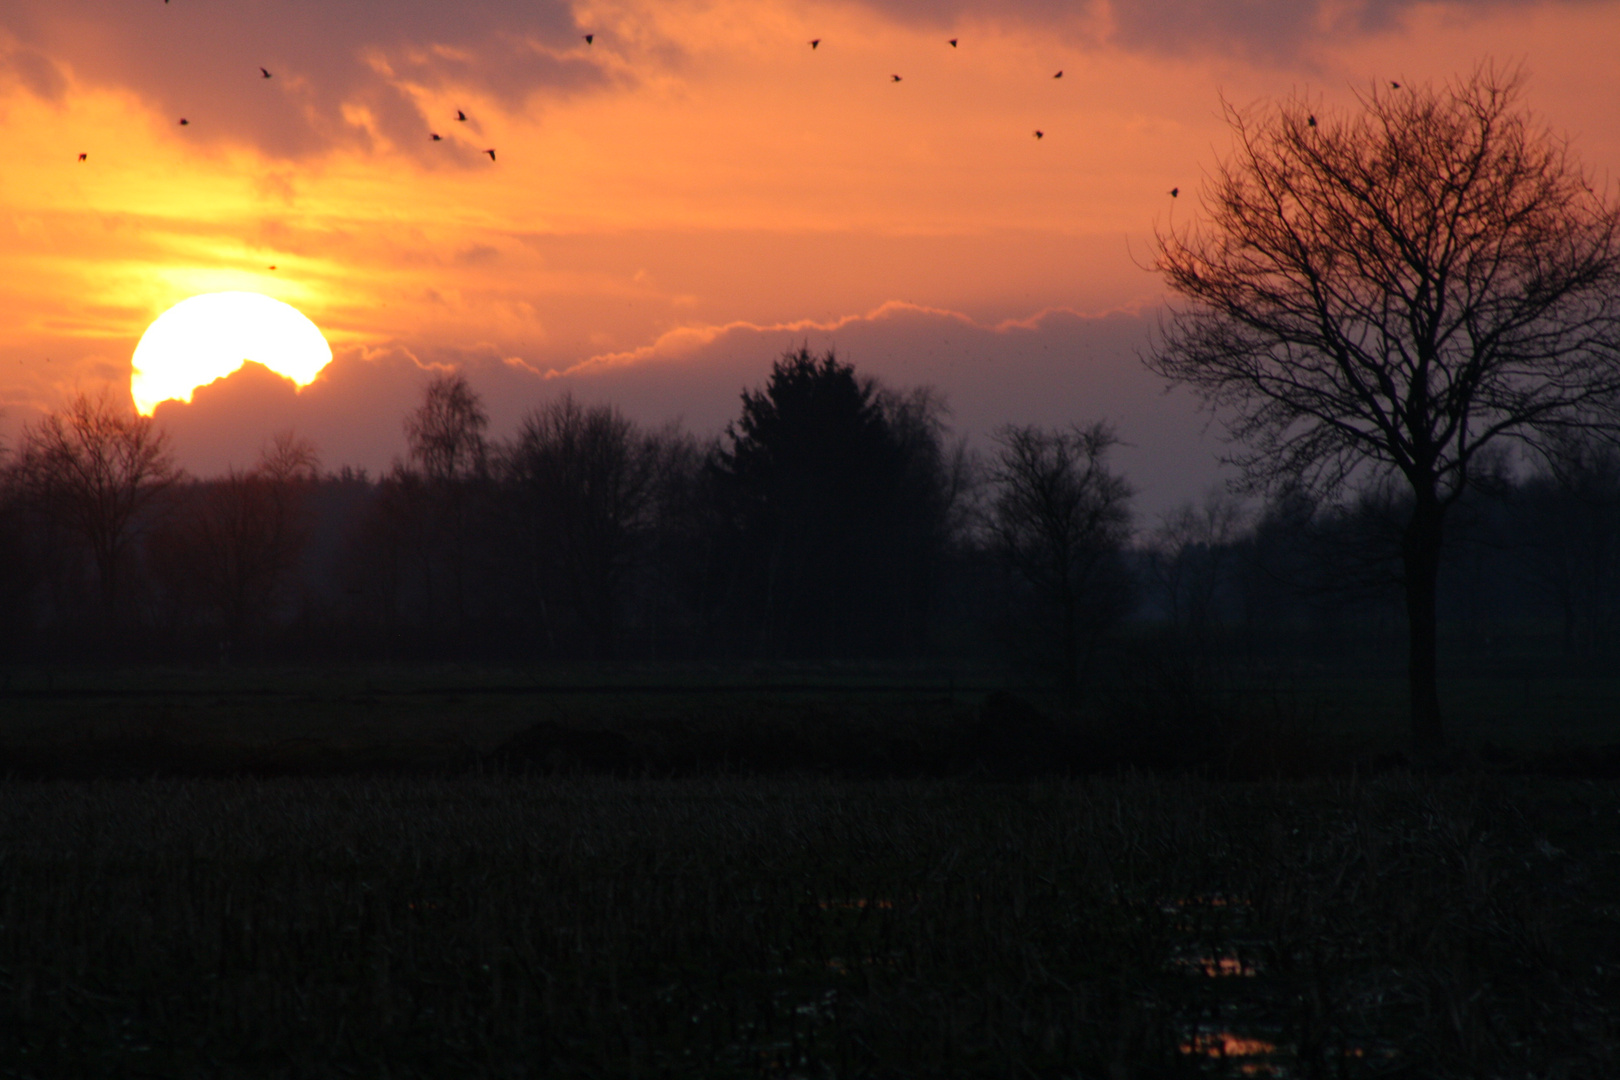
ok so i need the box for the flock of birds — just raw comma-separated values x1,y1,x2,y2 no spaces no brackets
75,29,1077,168
71,14,1415,204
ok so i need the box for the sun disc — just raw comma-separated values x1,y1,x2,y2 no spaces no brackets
131,292,333,415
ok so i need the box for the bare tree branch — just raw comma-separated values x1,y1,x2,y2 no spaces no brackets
11,391,181,612
1146,65,1620,753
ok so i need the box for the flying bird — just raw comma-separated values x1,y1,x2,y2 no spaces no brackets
268,265,276,270
77,152,87,162
457,110,467,121
1169,187,1179,197
178,118,189,125
948,38,957,47
1053,70,1062,78
1307,114,1317,127
260,67,272,79
583,33,593,44
809,38,820,48
431,133,442,141
1390,80,1401,89
1034,130,1043,139
484,148,497,161
891,74,902,82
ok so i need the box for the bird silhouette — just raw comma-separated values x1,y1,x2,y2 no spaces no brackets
178,118,189,125
891,74,902,82
77,152,87,162
1390,80,1401,89
1034,130,1043,139
1053,70,1062,78
484,148,496,161
260,67,272,79
809,38,820,48
431,133,442,141
1307,114,1317,127
583,33,593,44
1169,187,1179,197
457,110,467,121
948,38,957,47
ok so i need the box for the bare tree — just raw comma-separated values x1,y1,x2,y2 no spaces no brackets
404,372,488,483
984,422,1133,697
151,431,319,646
502,395,663,658
1148,68,1620,754
397,372,491,629
256,429,320,485
11,391,181,611
0,424,31,646
1148,489,1248,639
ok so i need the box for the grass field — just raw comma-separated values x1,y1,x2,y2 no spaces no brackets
1,772,1617,1078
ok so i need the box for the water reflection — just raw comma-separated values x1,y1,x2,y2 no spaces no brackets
1179,1029,1281,1075
1172,952,1258,977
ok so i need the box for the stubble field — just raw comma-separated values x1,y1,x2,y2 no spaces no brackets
1,770,1616,1078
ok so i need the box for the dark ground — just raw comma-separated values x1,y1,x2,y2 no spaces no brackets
1,667,1617,1077
1,772,1617,1078
3,662,1617,781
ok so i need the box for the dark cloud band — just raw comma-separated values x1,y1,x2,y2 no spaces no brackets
2,1,609,160
844,0,1576,59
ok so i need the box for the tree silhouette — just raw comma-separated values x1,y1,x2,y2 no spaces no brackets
385,372,493,635
1147,489,1247,642
1510,433,1620,656
1148,68,1620,754
713,346,955,656
10,391,180,612
405,372,488,483
151,431,319,649
984,422,1133,697
502,395,664,659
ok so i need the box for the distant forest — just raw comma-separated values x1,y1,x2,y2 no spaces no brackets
2,345,1618,678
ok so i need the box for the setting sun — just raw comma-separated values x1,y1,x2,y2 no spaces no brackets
130,292,332,415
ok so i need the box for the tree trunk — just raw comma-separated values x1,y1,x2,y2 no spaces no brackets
1401,493,1446,758
95,536,119,614
1058,580,1079,704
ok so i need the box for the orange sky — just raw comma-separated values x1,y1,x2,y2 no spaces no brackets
4,0,1619,513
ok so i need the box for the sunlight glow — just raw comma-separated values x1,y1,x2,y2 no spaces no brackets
130,292,332,415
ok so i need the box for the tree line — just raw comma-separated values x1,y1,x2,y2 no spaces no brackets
0,347,1126,677
5,343,1620,686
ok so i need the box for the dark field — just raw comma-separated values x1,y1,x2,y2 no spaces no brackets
1,770,1618,1078
4,663,1620,780
3,669,1619,1077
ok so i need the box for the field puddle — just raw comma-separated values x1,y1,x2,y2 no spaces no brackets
1179,1028,1285,1076
1172,951,1259,977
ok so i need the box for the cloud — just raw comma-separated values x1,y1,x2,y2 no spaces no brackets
155,301,1229,517
0,33,67,102
546,303,1229,517
2,1,613,160
845,0,1584,61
